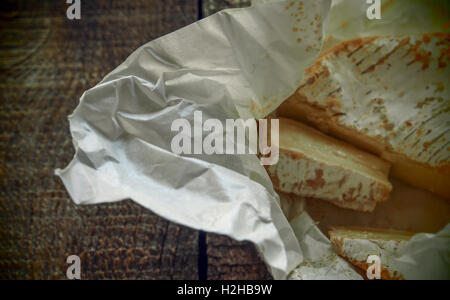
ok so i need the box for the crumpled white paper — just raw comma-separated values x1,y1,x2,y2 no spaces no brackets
394,225,450,280
56,0,449,280
288,211,363,280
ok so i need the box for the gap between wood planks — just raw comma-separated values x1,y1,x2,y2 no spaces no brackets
196,0,208,281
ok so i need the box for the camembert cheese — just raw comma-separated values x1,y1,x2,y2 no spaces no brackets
267,118,392,212
329,227,416,280
277,34,450,199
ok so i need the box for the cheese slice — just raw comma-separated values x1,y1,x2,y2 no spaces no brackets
267,118,392,212
277,34,450,199
329,227,416,280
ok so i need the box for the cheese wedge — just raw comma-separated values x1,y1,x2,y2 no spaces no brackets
267,118,392,212
277,34,450,199
329,227,416,280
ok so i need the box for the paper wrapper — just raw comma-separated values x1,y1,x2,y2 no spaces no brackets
56,0,449,280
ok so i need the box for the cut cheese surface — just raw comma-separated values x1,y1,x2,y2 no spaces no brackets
267,118,392,212
330,227,415,242
329,227,416,280
277,34,450,199
302,177,450,235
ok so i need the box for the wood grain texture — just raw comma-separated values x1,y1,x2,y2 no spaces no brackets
206,233,272,280
0,0,199,280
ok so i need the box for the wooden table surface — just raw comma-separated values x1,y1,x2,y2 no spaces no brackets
0,0,271,280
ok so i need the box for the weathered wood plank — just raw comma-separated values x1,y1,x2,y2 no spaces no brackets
0,0,199,280
206,233,272,280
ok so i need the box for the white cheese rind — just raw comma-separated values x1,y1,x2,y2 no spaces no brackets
268,150,390,212
278,34,450,198
338,238,408,279
298,34,449,167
